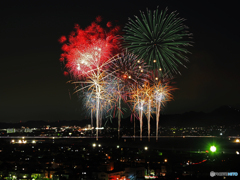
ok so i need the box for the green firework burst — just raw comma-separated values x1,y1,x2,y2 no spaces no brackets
123,7,193,77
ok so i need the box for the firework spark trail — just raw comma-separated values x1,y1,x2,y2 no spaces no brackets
73,66,119,140
82,80,117,130
140,83,155,142
129,75,175,141
130,84,150,141
153,79,175,141
145,83,154,142
83,91,95,134
129,82,154,141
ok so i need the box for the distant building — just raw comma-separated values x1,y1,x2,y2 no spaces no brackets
82,124,92,131
7,128,16,133
125,167,145,179
24,128,32,133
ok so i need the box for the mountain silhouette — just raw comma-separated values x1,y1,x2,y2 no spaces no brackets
0,106,239,129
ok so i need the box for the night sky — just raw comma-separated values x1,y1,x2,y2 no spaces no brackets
1,0,240,123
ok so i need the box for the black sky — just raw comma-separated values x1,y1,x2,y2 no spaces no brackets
1,0,240,122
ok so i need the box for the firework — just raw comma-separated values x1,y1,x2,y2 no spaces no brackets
73,60,118,140
72,57,111,141
108,51,150,139
123,7,192,77
129,74,176,141
153,78,175,141
130,83,153,141
82,79,116,132
59,17,122,140
144,83,154,142
59,17,122,79
109,51,150,86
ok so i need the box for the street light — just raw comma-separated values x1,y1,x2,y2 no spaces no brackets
92,143,96,147
144,146,148,150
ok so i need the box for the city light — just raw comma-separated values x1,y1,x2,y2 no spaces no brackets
144,146,148,150
210,146,216,152
236,139,239,143
92,143,96,147
95,127,104,130
164,159,167,162
145,175,158,179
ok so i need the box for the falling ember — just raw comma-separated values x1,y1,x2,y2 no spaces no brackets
63,71,69,76
58,36,67,43
107,21,113,28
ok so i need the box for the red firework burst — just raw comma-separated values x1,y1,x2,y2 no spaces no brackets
59,17,122,79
